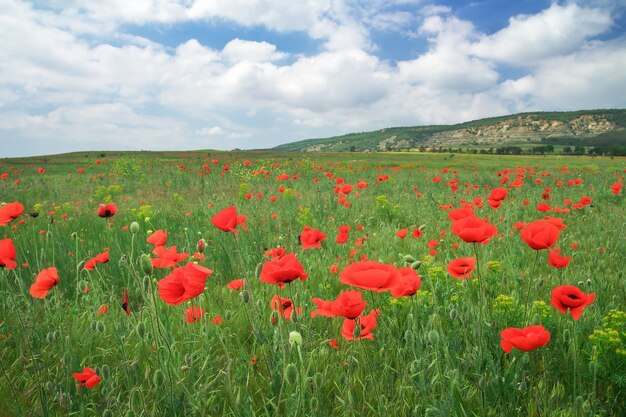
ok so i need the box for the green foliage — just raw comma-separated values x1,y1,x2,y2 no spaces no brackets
0,150,624,417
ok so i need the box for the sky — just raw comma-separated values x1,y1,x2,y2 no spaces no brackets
1,0,626,157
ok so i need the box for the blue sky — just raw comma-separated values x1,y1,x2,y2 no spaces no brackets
1,0,626,157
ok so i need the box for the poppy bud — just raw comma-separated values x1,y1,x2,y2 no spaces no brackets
285,363,299,384
76,260,85,271
140,254,153,275
586,279,592,286
241,290,250,304
136,321,146,339
403,254,416,263
449,308,458,320
427,330,439,344
101,364,110,380
118,255,128,269
142,276,150,291
224,310,233,320
96,321,105,333
309,398,319,411
71,232,78,239
90,320,97,331
103,409,113,417
197,238,206,253
588,361,597,374
53,330,60,340
563,329,570,342
313,372,324,390
411,261,422,270
270,310,279,326
289,331,302,348
152,369,164,387
404,329,413,343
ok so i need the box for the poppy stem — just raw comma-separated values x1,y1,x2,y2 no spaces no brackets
7,286,49,417
523,250,540,324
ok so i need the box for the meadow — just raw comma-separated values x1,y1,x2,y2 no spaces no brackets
0,150,624,417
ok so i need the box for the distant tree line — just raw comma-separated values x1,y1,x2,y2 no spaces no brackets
411,144,626,156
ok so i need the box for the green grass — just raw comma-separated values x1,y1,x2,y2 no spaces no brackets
1,151,625,416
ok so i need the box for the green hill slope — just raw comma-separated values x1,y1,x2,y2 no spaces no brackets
272,109,626,152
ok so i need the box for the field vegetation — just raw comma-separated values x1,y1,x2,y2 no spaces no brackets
1,151,624,416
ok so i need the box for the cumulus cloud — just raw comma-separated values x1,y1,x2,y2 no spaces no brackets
1,0,625,157
472,3,613,64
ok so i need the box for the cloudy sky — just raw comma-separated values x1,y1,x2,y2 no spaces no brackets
1,0,626,157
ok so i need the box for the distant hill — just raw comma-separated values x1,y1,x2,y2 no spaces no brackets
272,109,626,153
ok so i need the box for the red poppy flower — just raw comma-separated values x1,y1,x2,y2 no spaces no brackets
451,215,498,244
185,306,206,324
500,325,550,353
158,262,213,305
0,238,17,270
270,295,302,320
336,232,349,244
448,206,475,221
488,187,507,202
520,220,561,250
151,245,189,268
0,202,24,226
97,203,117,218
412,228,423,239
390,267,421,297
548,250,571,268
261,247,285,261
226,279,244,290
311,290,367,319
550,285,595,320
97,304,108,316
341,309,380,341
447,257,476,279
121,289,130,316
84,251,109,270
259,252,308,285
610,182,623,194
29,267,59,298
211,206,247,233
537,202,552,212
299,226,326,249
147,229,167,247
72,367,101,389
339,260,402,292
396,228,408,239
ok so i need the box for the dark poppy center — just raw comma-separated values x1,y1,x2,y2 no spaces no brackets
567,294,579,300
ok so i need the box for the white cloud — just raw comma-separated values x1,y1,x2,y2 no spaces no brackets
499,39,626,109
472,3,613,65
1,0,625,157
222,38,287,62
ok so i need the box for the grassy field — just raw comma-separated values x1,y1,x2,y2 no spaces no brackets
1,151,625,416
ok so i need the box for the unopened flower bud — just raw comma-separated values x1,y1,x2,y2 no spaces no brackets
289,331,303,348
403,254,416,263
130,221,140,234
140,254,153,275
197,238,206,253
